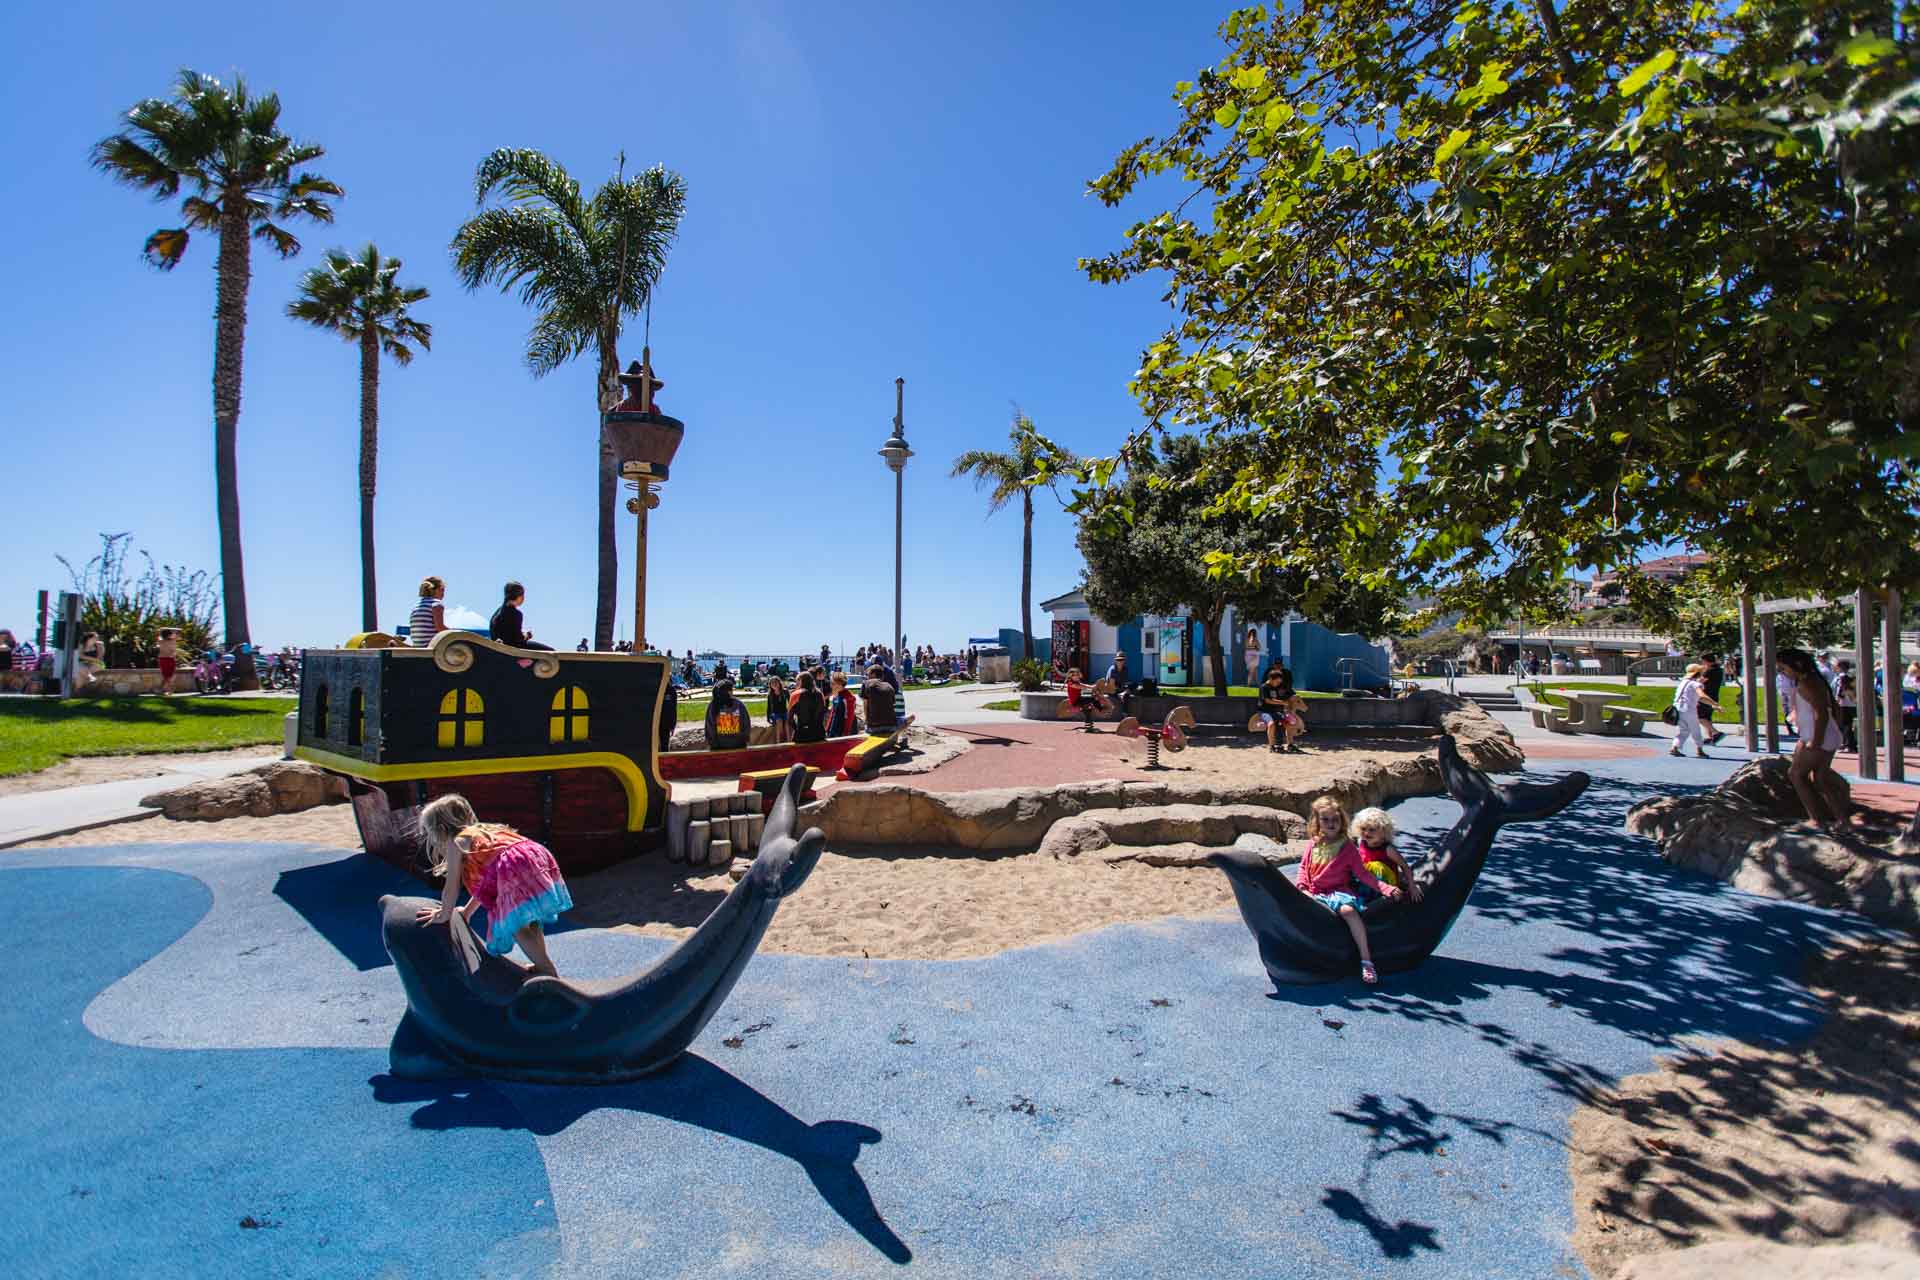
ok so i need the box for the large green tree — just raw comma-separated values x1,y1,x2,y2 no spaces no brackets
287,244,432,632
1080,1,1920,623
451,150,686,650
1076,434,1393,695
92,70,340,686
951,415,1076,660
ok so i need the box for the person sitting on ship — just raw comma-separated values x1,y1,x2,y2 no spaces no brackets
489,581,552,651
704,678,752,751
409,576,447,646
862,664,899,734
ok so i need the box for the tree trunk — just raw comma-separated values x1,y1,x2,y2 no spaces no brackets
1021,490,1034,661
594,332,622,651
213,205,257,690
1203,604,1229,698
358,326,380,633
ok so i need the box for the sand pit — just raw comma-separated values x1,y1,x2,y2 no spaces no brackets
1570,935,1920,1277
14,802,1243,959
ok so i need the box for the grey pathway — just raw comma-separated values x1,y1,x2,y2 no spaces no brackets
0,752,277,849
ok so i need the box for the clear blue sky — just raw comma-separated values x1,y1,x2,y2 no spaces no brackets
1,2,1227,655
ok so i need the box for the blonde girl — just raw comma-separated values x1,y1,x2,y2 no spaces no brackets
1350,807,1423,904
414,793,572,977
1295,795,1400,984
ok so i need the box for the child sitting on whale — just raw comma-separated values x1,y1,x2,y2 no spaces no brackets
1349,806,1424,904
415,793,573,978
1296,795,1401,984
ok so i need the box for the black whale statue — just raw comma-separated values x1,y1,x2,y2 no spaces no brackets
1209,734,1589,985
380,764,824,1083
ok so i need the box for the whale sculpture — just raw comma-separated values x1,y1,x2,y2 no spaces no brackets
380,763,825,1082
1208,734,1588,984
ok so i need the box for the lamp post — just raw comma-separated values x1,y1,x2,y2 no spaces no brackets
602,350,683,652
879,378,912,664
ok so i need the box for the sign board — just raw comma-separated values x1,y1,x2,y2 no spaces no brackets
1755,596,1833,615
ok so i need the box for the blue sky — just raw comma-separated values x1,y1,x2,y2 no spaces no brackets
0,2,1229,654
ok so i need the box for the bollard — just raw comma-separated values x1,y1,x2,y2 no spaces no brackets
709,838,733,867
685,820,711,868
746,812,765,853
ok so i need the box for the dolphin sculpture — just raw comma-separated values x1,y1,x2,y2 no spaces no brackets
380,764,825,1083
1208,734,1588,985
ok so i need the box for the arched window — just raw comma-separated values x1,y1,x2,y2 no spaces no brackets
347,688,365,747
437,688,485,749
550,686,590,743
313,684,330,738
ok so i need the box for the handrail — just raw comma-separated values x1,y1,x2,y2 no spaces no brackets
1335,655,1415,697
1624,654,1690,687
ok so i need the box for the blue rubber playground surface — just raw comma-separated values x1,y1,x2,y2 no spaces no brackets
0,753,1882,1278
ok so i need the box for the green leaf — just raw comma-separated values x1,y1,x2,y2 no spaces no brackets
1434,128,1472,166
1619,49,1676,97
1264,102,1294,129
1214,103,1241,128
1837,34,1896,67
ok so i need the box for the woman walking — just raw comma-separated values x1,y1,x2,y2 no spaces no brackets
1669,663,1719,758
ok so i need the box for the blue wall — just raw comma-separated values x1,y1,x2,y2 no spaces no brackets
997,627,1048,665
1287,623,1391,692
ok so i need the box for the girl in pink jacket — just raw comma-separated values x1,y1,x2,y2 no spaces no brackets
1297,795,1402,984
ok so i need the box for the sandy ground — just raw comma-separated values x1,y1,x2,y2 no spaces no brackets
14,802,1239,959
0,747,280,798
1570,935,1920,1277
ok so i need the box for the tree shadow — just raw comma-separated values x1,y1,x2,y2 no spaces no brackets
371,1055,911,1263
1319,1186,1441,1259
1265,770,1874,1104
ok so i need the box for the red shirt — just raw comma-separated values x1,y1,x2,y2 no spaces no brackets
1296,839,1390,897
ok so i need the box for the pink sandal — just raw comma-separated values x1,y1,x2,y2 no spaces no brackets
1361,962,1379,985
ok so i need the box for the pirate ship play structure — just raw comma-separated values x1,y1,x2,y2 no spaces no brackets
296,355,915,876
296,631,674,875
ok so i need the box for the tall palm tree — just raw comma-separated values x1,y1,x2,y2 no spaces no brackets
451,149,686,650
287,245,431,632
92,70,340,688
951,416,1075,661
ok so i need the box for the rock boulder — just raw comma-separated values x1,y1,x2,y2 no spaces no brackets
140,761,348,822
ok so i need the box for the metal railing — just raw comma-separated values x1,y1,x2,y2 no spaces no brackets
1335,656,1416,697
1625,655,1690,686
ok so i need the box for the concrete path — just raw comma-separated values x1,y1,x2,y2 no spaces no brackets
0,752,276,849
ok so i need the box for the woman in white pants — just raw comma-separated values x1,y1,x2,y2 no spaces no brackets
1670,663,1719,757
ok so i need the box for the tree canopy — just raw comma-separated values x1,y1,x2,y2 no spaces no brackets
1076,433,1394,694
287,243,432,363
1079,0,1920,624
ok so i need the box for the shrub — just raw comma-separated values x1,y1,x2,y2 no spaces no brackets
1011,658,1050,692
56,533,217,668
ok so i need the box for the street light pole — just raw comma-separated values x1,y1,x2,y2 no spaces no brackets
879,378,913,665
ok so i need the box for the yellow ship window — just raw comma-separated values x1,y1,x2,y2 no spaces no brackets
437,688,485,748
550,686,590,743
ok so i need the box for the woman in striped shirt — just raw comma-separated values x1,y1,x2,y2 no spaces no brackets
410,576,446,646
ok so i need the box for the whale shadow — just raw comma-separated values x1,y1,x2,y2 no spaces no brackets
371,1054,911,1264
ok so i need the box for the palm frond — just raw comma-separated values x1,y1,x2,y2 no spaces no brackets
89,133,181,199
450,205,595,310
474,148,585,222
254,221,300,258
950,448,1024,514
142,228,190,270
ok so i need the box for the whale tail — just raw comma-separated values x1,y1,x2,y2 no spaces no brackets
1437,733,1588,825
752,764,826,898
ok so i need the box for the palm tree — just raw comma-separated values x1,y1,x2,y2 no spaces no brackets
287,245,431,632
951,416,1075,661
91,70,340,689
451,149,686,650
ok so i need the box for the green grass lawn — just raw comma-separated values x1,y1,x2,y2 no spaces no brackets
981,699,1019,711
675,698,767,722
1531,680,1778,725
0,696,291,778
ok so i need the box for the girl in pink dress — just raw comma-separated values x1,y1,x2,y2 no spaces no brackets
1296,795,1402,984
414,793,573,977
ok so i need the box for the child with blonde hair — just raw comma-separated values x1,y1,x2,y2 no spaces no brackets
1350,806,1423,904
1295,795,1401,984
414,793,572,977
